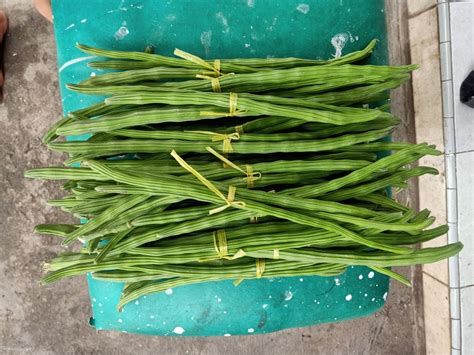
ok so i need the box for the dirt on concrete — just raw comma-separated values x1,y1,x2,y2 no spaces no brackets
0,1,424,354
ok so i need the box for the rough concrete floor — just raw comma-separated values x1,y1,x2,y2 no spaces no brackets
0,1,424,354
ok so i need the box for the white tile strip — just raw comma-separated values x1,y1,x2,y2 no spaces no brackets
446,188,458,223
437,2,462,354
439,1,474,353
445,155,457,188
438,3,451,43
450,287,461,319
439,41,452,80
443,119,456,154
451,318,462,350
442,79,454,118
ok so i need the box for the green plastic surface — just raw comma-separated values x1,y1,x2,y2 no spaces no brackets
51,0,390,336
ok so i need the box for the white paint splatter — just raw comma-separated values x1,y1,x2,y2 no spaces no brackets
118,0,128,11
247,0,255,7
371,297,376,302
65,23,75,30
358,305,362,309
383,292,388,301
165,288,173,295
224,333,231,336
80,19,87,23
216,12,229,33
331,33,348,58
58,56,95,73
92,298,97,302
284,290,294,301
296,4,310,14
118,318,123,323
262,304,268,309
173,326,185,335
114,25,130,41
106,1,130,14
358,275,364,280
368,271,375,279
98,303,102,307
200,31,212,56
334,278,341,286
248,328,255,333
345,294,353,301
245,43,251,48
135,300,139,305
90,72,96,77
299,278,304,282
150,315,155,319
348,32,355,42
364,293,368,297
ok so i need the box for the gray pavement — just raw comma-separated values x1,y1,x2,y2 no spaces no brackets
0,1,424,354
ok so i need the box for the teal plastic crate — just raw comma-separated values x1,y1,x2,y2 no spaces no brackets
51,0,390,336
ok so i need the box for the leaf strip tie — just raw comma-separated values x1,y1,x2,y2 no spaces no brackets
171,150,246,215
213,229,228,258
256,259,266,278
195,74,222,92
206,147,262,185
235,125,244,134
174,48,221,76
190,132,239,153
200,93,246,117
273,249,280,259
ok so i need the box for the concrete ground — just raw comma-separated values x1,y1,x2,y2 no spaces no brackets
0,1,424,354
